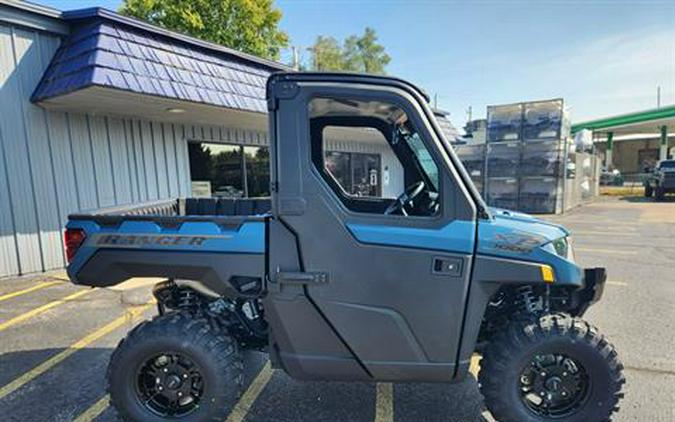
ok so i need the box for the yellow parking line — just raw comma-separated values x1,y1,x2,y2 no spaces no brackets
0,304,150,400
469,354,482,378
374,382,394,422
226,361,274,422
73,394,109,422
607,280,628,287
575,247,637,255
0,288,93,332
0,281,61,302
481,410,498,422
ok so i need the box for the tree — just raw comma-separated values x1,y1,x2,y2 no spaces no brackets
120,0,289,60
211,149,243,192
343,27,391,74
307,27,390,74
188,143,213,181
310,36,344,71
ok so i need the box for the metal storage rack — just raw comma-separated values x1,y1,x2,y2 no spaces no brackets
518,176,563,214
487,103,523,142
482,99,571,214
487,141,521,177
520,140,565,177
486,177,519,210
454,144,486,196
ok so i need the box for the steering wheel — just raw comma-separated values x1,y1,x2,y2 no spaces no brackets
385,181,426,216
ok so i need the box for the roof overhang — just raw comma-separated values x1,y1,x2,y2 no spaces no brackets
39,85,268,131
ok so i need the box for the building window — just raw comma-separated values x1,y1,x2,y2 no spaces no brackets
188,142,269,198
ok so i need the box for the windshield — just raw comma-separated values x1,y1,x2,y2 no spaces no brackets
428,112,490,218
403,132,439,190
659,161,675,169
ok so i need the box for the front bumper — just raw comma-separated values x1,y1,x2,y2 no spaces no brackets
571,267,607,316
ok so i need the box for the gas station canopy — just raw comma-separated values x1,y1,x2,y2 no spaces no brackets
572,104,675,165
572,104,675,135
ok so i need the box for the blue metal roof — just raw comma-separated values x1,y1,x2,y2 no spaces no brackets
32,8,288,114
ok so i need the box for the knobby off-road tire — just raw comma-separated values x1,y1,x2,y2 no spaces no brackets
479,314,625,422
107,311,244,422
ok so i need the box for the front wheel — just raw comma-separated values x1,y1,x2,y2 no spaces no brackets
479,314,624,422
107,312,243,421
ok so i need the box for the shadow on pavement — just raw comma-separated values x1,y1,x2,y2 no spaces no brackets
0,347,490,422
394,379,489,422
0,347,113,421
618,195,675,203
0,347,68,387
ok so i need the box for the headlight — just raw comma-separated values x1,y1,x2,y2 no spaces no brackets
544,236,575,262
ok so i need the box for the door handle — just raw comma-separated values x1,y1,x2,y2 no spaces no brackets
432,257,462,277
276,271,329,285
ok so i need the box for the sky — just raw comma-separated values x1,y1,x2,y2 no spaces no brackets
38,0,675,127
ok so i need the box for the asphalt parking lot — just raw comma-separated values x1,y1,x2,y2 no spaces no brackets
0,196,673,422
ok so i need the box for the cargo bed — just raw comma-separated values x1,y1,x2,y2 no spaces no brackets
66,197,271,297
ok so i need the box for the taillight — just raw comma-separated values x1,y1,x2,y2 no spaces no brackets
64,228,86,263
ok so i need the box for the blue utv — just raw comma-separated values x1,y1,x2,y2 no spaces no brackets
65,73,624,422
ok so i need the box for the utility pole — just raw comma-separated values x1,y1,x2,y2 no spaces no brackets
466,105,472,124
307,46,318,71
292,46,300,71
657,86,661,108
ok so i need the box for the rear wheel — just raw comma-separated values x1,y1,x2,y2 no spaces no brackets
479,314,624,422
108,312,243,421
655,186,666,201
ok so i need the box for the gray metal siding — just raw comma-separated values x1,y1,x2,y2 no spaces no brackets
15,28,63,271
0,24,45,275
107,117,133,205
186,124,268,147
68,113,99,210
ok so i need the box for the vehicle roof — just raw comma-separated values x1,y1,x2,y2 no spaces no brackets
268,72,431,103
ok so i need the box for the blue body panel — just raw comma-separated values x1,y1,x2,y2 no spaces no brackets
66,219,265,279
477,207,568,258
477,210,581,285
345,207,581,286
346,220,475,255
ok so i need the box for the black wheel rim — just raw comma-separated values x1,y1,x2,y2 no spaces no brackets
518,353,590,418
136,352,205,418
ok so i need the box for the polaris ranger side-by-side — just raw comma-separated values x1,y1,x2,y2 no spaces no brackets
65,73,624,422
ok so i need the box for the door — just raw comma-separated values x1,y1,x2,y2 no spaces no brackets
266,74,478,382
